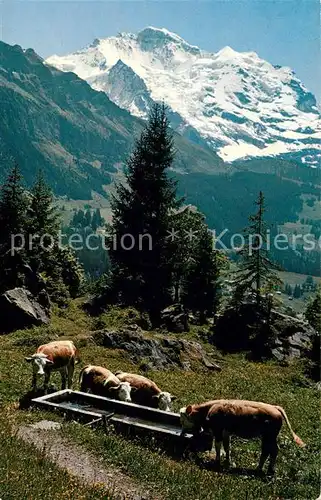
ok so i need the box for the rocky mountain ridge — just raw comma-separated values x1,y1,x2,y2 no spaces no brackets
46,26,321,167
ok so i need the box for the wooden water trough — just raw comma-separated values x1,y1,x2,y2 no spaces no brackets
31,389,194,449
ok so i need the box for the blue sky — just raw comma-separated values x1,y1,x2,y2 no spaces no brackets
1,0,320,99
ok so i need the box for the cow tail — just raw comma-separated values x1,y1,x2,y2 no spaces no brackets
78,365,90,386
276,406,305,447
75,347,81,365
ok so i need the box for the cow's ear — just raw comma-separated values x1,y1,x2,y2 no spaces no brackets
170,395,177,401
25,357,33,362
131,387,138,393
108,385,120,391
45,359,54,364
152,394,160,399
186,405,193,415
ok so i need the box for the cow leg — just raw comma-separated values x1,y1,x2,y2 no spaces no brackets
222,431,233,467
67,360,74,389
32,373,37,391
61,369,67,390
214,438,222,466
43,372,50,393
258,436,271,472
267,439,279,476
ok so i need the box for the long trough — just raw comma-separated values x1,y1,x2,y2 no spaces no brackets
31,389,193,446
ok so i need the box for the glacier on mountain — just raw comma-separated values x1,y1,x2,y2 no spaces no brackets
46,26,321,166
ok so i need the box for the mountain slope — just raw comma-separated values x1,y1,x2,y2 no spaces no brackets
0,41,224,199
47,26,321,166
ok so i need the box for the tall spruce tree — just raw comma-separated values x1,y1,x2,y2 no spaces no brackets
168,206,202,303
0,164,28,291
110,103,180,322
84,209,92,228
91,208,103,231
233,191,282,308
27,171,84,303
27,170,60,270
183,224,225,323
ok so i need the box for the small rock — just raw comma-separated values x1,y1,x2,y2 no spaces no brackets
160,304,189,332
30,420,62,431
288,347,301,359
271,348,285,362
288,332,311,349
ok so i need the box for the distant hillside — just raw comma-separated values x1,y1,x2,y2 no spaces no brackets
0,41,224,199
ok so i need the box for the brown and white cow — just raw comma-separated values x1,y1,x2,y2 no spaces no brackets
79,365,132,402
115,371,176,411
25,340,79,392
180,399,305,475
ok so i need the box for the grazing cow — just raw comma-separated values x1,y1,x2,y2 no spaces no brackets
115,371,176,411
180,399,305,475
25,340,79,392
79,365,132,402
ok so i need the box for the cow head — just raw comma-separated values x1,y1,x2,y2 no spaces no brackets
153,391,176,412
25,353,54,376
109,382,132,402
180,405,197,432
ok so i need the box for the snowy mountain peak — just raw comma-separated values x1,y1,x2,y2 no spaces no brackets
216,46,242,59
45,28,321,166
140,26,187,42
136,26,200,54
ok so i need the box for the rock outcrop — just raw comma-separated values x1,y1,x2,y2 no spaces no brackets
213,303,316,362
0,287,50,333
160,304,190,333
269,310,317,362
92,325,221,372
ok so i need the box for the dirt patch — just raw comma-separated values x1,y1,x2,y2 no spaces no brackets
17,421,160,500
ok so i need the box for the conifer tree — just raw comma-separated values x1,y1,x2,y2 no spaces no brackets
27,170,60,270
168,206,201,302
183,225,224,323
233,191,282,309
305,286,321,333
27,171,84,303
293,284,302,299
71,209,85,228
0,164,28,291
304,287,321,381
91,208,104,231
109,103,180,322
84,209,92,228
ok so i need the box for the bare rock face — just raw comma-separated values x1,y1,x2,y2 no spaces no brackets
160,304,190,333
0,287,50,333
269,311,316,362
213,303,316,362
92,326,221,372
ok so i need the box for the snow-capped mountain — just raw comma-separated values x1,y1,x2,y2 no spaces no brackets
46,27,321,166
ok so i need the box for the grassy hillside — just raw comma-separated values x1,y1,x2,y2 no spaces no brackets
0,410,113,499
0,301,319,499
